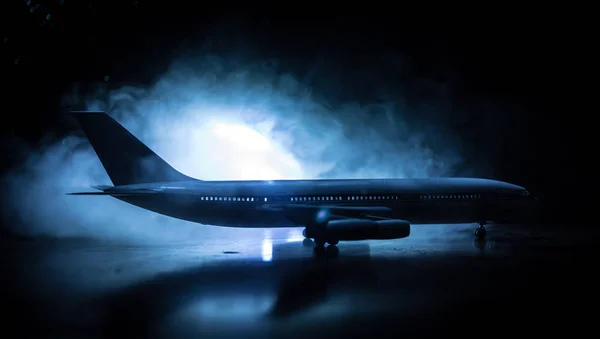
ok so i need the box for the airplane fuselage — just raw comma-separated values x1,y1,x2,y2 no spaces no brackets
68,112,537,244
109,177,535,228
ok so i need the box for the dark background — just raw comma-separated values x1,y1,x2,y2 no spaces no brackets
0,2,595,338
1,1,587,226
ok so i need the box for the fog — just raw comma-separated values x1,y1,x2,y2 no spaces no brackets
2,55,465,244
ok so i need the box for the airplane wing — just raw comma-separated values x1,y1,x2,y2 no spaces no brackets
266,203,394,221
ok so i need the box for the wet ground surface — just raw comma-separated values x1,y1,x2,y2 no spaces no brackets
1,223,597,338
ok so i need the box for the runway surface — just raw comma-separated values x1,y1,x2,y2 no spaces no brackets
1,223,596,338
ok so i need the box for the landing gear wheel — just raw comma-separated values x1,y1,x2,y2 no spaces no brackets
313,245,327,257
474,225,487,239
474,238,486,251
327,239,339,246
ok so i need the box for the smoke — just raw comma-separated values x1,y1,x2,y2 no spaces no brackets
2,55,464,243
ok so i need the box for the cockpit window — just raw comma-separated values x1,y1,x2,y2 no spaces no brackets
520,190,530,196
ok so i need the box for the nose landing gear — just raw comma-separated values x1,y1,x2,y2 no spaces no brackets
474,223,487,239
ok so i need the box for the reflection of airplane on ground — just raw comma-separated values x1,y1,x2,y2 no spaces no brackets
68,112,538,249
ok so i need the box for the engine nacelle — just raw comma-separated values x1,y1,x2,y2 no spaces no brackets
325,219,410,240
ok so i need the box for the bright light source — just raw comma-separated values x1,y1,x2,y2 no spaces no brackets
261,238,273,262
199,120,303,180
211,122,272,152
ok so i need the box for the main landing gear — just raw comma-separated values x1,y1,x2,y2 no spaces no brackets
474,223,487,240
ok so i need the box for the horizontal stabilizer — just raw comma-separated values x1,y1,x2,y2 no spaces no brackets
66,190,158,196
67,192,128,196
91,185,113,191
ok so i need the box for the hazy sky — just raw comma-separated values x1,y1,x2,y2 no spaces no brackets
2,55,464,242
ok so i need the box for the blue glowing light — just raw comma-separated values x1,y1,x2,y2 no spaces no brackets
316,209,329,223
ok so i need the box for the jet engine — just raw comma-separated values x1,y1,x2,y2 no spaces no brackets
325,219,410,240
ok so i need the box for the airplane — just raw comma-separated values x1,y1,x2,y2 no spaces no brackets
67,111,538,248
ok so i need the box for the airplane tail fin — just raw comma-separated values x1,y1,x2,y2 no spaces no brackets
70,111,195,186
